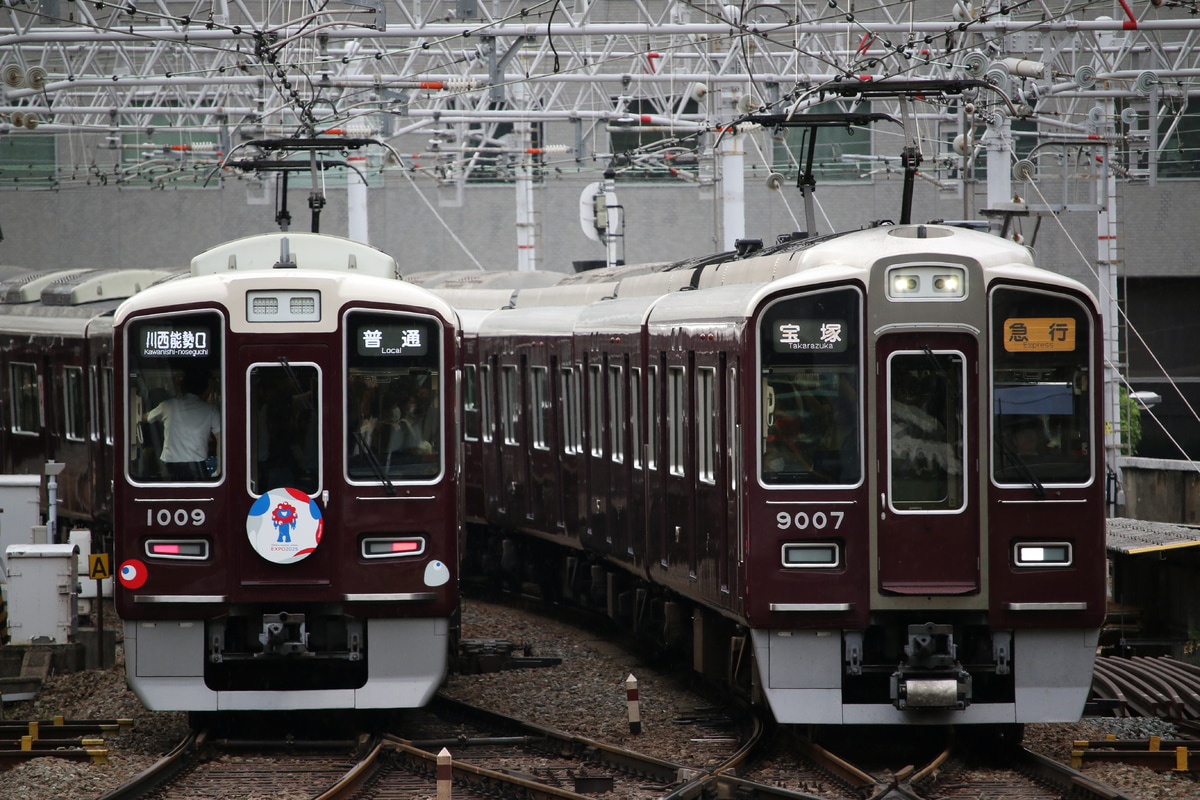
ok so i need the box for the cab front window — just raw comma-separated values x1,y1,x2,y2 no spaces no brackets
759,288,862,486
991,287,1093,486
346,311,442,482
125,312,223,484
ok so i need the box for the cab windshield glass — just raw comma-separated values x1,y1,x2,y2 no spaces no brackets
759,288,861,486
346,311,443,481
125,311,223,484
991,287,1092,486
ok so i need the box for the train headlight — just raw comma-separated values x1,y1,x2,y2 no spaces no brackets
887,266,966,300
145,539,210,560
362,536,426,559
781,542,840,568
1014,542,1073,567
933,274,961,293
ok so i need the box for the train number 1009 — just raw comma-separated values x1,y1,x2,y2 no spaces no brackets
147,508,206,526
776,510,844,531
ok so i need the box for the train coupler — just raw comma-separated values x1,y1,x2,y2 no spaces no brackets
890,622,972,710
259,612,309,656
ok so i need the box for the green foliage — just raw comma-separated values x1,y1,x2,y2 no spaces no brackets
1120,386,1142,456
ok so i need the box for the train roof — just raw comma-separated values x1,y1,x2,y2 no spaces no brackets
424,224,1097,325
406,270,565,290
190,232,399,280
1,269,92,304
0,265,30,282
470,303,589,336
114,267,459,330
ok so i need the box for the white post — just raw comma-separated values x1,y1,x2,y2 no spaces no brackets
515,124,537,271
1097,99,1124,510
625,673,641,734
983,112,1013,233
719,125,745,250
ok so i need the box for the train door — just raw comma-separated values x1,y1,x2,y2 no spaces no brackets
875,333,980,595
239,346,331,585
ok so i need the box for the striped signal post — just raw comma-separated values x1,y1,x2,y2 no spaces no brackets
438,747,452,800
626,674,641,734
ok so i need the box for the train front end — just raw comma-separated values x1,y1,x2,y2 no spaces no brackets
113,234,460,712
744,225,1106,725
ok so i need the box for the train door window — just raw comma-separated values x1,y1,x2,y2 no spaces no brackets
646,364,658,470
501,365,520,445
697,367,716,484
589,362,603,458
64,366,86,442
125,312,223,484
668,366,686,476
464,364,480,441
250,363,321,495
9,362,40,435
101,367,114,444
480,364,493,444
758,288,862,486
991,287,1093,486
887,350,966,511
345,310,442,483
609,364,624,463
561,366,581,454
531,366,549,450
631,368,643,469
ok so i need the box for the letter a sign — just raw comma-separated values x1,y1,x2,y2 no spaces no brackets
89,553,111,580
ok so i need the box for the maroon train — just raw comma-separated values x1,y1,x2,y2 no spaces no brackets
0,233,462,712
424,223,1107,727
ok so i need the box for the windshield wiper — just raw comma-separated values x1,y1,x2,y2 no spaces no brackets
354,430,396,496
997,434,1046,498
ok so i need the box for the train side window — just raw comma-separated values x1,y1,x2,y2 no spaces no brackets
9,362,41,434
609,364,624,463
480,364,493,443
758,287,862,487
64,366,86,442
631,367,643,469
589,363,603,458
991,287,1093,486
531,366,549,450
501,365,520,445
101,367,114,445
668,366,686,477
697,367,716,484
463,364,479,441
646,364,658,470
560,366,581,454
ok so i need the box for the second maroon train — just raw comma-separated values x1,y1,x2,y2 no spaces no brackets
413,222,1107,727
0,222,1106,728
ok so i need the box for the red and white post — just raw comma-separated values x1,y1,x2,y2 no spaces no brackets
437,747,452,800
626,673,641,734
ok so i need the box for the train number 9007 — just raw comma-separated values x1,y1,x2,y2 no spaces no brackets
776,510,844,531
146,508,206,526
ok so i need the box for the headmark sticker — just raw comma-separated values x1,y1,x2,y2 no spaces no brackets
247,487,324,564
119,559,148,589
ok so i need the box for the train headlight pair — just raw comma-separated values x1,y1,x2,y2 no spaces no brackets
887,266,966,300
1013,542,1073,567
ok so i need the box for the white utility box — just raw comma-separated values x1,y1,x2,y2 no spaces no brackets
0,475,41,570
5,543,78,643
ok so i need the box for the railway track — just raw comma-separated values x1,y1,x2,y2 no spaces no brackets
92,694,760,800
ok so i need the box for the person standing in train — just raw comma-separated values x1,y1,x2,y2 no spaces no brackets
145,368,221,481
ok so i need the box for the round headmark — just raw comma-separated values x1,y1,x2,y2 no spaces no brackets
119,559,148,589
247,487,324,564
